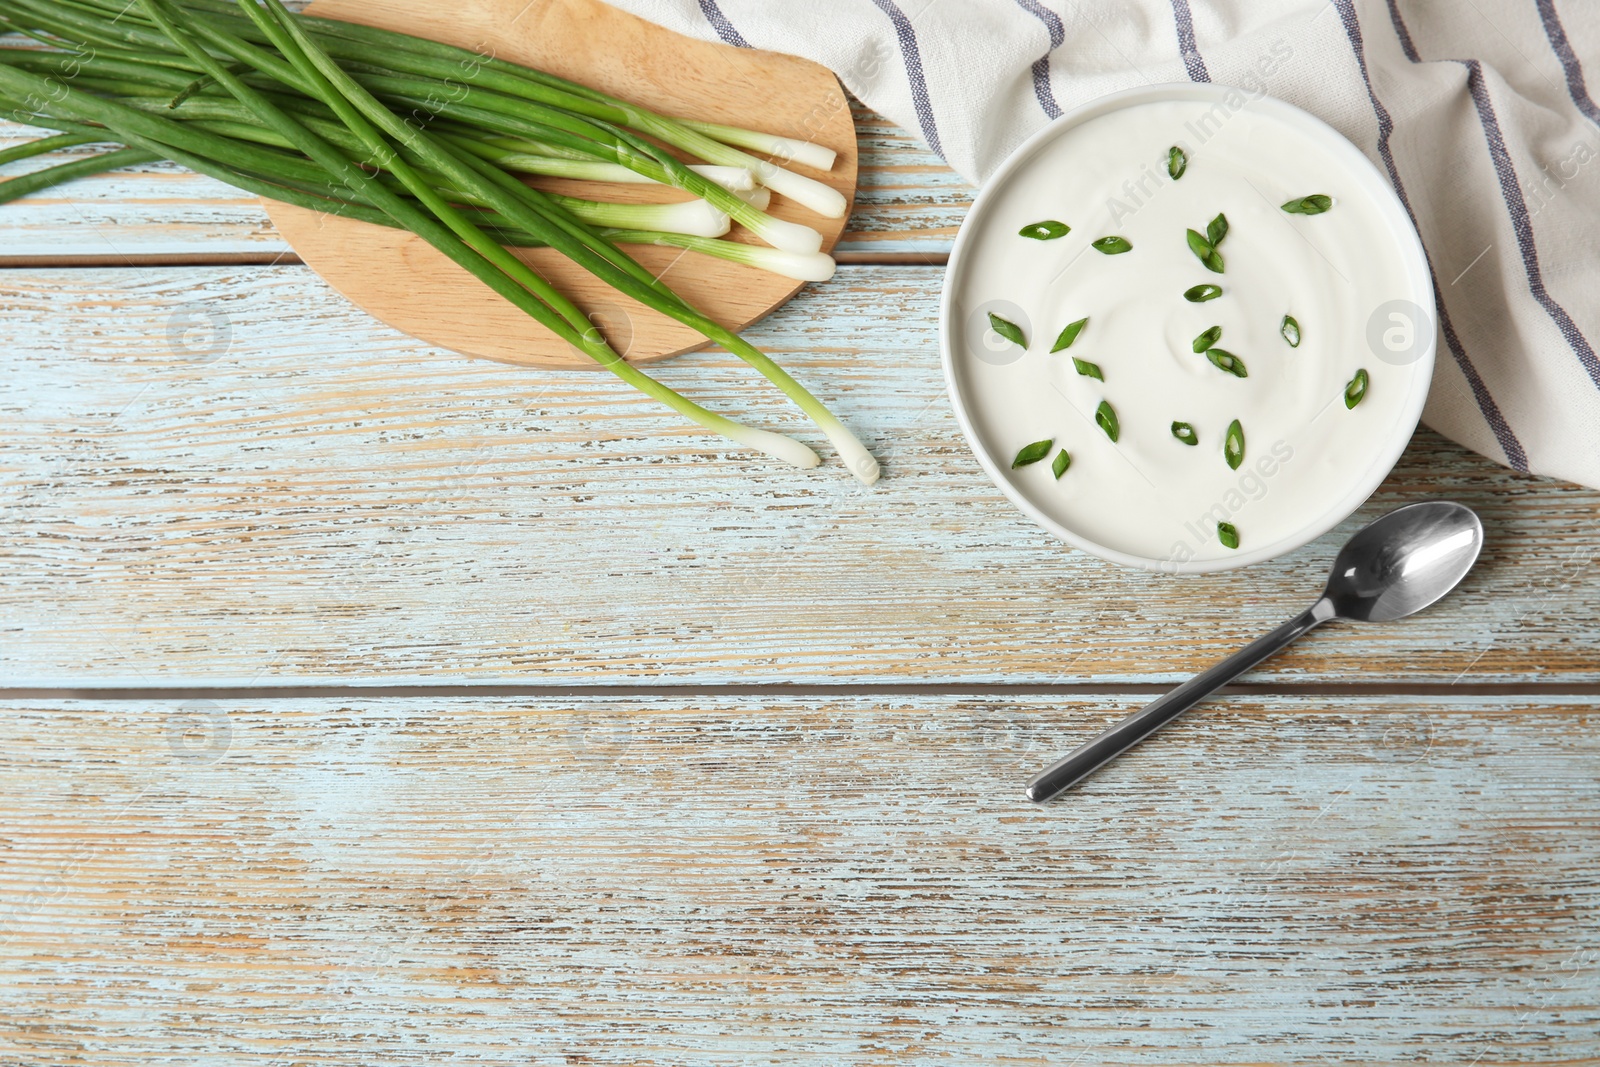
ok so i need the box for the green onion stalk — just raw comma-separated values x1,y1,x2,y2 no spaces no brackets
0,48,821,472
78,0,848,214
3,0,836,252
0,0,878,482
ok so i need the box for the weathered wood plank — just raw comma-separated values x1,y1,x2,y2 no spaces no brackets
2,264,1597,686
0,100,967,261
1,694,1596,1064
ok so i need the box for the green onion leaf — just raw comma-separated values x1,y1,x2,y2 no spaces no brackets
1184,283,1224,303
1050,316,1088,352
1012,438,1054,468
1281,194,1333,215
1096,400,1120,442
1281,314,1301,348
1019,219,1069,240
1168,145,1187,180
1224,419,1245,470
1192,325,1222,353
1345,367,1370,408
1207,212,1229,247
1052,448,1071,480
1171,421,1199,446
1186,228,1224,273
1218,522,1240,550
1207,348,1249,378
1092,235,1132,255
987,312,1027,349
1072,358,1104,381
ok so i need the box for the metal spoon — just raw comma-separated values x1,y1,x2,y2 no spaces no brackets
1025,501,1484,803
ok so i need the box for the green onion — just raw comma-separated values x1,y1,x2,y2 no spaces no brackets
1207,348,1248,378
1192,325,1221,353
1072,358,1103,381
1013,438,1053,468
1281,194,1333,215
608,231,836,282
0,1,890,477
0,145,157,205
0,129,104,166
1095,400,1119,442
1050,316,1088,352
1019,219,1069,240
1167,145,1186,180
988,312,1026,349
1206,212,1228,246
1184,284,1223,302
1171,421,1198,446
1218,522,1240,550
545,193,730,237
1187,227,1223,273
1281,314,1301,347
1224,419,1245,470
676,118,837,171
1051,448,1071,479
1345,368,1370,408
1092,235,1132,254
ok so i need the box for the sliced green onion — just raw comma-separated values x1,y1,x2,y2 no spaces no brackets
1095,400,1119,442
1207,348,1248,378
1282,194,1333,215
1012,438,1053,468
1345,368,1370,408
1072,358,1103,381
1051,448,1071,479
1281,314,1301,347
988,312,1026,349
1050,316,1087,352
1187,227,1223,273
1185,284,1223,302
1224,419,1245,470
1192,325,1221,353
1171,421,1198,446
1092,235,1132,254
1207,213,1228,246
1167,145,1186,180
1019,219,1069,240
1218,522,1240,550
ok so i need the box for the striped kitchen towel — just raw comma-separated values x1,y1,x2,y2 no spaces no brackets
607,0,1600,490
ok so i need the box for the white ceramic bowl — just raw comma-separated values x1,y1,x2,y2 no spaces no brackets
940,83,1435,574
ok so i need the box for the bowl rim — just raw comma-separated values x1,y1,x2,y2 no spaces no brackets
939,81,1437,575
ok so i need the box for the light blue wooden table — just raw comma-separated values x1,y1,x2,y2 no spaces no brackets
2,96,1598,1064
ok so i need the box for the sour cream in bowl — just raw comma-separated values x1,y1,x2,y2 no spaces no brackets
941,83,1435,574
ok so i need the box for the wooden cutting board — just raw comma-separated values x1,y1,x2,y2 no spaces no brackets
262,0,857,369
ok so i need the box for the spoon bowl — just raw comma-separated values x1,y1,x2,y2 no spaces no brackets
1324,501,1484,622
1026,501,1485,802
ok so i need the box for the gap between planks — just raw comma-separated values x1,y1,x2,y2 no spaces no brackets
5,681,1599,701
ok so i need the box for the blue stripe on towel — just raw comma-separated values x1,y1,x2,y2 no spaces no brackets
869,0,945,159
1536,0,1600,125
697,0,750,48
1386,0,1600,394
1535,0,1600,303
1013,0,1064,119
1331,0,1529,470
1170,0,1211,82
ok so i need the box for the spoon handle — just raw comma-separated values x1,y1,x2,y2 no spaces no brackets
1026,598,1337,802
